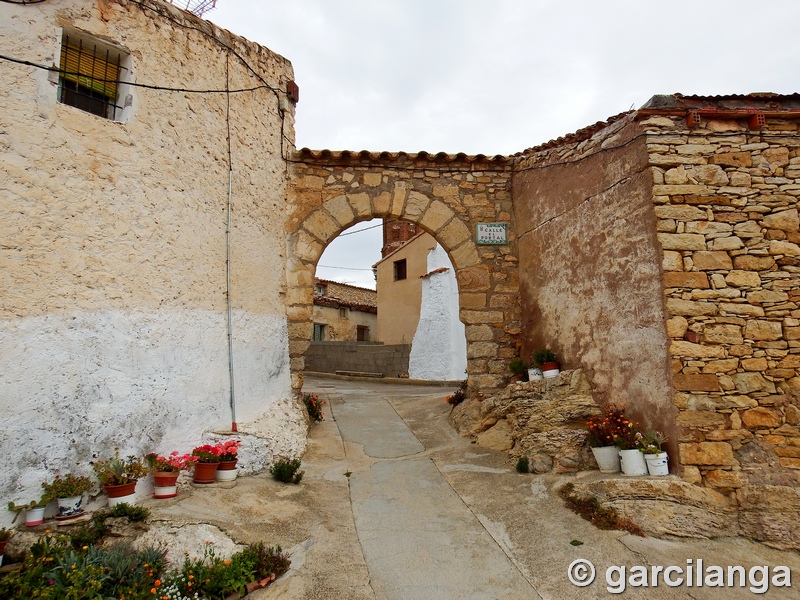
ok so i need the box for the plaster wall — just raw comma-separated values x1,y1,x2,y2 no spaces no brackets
0,0,302,518
513,117,677,451
375,232,437,344
409,244,468,381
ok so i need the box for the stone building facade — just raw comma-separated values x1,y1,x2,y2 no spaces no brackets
312,279,377,342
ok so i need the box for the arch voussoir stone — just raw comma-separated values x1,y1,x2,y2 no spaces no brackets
288,152,518,397
324,195,357,228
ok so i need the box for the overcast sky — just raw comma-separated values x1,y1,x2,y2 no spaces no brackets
208,0,800,289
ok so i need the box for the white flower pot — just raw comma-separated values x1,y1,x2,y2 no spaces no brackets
619,449,648,476
57,495,84,518
645,452,669,476
25,506,45,526
591,445,621,473
153,485,178,498
527,367,543,381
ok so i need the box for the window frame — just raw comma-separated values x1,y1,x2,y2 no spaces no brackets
313,323,326,341
54,27,135,123
393,258,407,281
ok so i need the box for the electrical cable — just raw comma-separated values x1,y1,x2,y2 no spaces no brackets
336,222,383,236
0,53,272,94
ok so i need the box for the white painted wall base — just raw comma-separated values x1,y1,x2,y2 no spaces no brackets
0,309,303,526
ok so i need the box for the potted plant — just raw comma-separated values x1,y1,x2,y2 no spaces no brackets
191,444,223,484
41,473,94,519
8,495,50,527
507,358,529,381
92,450,149,506
640,430,669,476
586,403,628,473
146,452,197,498
614,423,648,476
532,349,560,378
0,527,12,565
215,440,242,482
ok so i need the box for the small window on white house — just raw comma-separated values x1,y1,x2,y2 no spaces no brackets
58,30,130,121
339,306,348,319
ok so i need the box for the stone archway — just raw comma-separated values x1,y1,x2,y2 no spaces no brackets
286,150,519,394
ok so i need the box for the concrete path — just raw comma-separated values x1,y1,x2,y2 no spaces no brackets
330,381,535,598
142,375,800,599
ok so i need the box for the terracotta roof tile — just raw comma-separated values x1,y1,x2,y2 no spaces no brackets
295,148,510,165
314,279,376,312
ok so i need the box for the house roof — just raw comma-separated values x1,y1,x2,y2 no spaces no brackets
294,148,510,167
314,279,377,313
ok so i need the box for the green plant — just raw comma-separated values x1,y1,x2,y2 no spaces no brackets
192,444,223,463
246,542,290,580
639,430,667,454
515,456,529,473
507,357,529,375
92,450,149,486
269,458,304,484
301,392,326,422
531,349,558,366
559,483,643,536
613,422,642,450
0,527,13,542
108,502,151,522
42,473,94,499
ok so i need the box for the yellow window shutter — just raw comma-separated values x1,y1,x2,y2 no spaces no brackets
60,40,120,99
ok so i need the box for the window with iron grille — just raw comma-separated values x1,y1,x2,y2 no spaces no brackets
58,31,129,120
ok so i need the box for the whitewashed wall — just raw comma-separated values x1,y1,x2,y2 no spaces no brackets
0,0,304,522
408,245,467,381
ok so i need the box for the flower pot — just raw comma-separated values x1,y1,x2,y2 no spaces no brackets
57,495,84,518
104,481,138,506
153,471,180,498
591,445,621,473
527,367,543,381
25,506,45,527
0,540,7,566
193,461,219,484
541,361,560,379
645,452,669,476
619,449,648,476
215,460,238,482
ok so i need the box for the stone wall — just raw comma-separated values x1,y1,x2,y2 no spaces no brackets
512,116,678,451
638,96,800,544
287,151,518,394
0,0,304,522
304,341,410,377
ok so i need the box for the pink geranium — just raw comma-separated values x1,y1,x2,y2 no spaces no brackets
146,451,198,472
217,440,241,462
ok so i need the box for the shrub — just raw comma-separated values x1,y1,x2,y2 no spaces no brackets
269,458,304,484
515,457,529,473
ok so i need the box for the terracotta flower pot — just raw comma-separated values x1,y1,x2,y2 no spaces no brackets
104,481,138,506
193,461,219,484
153,471,181,498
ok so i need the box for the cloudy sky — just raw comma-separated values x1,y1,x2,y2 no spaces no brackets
209,0,800,288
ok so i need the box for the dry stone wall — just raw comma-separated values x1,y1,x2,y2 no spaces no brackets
642,107,800,547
